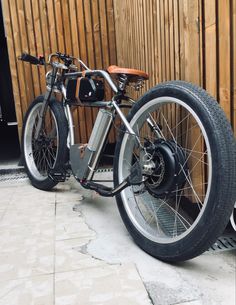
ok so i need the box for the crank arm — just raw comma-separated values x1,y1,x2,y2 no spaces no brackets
81,177,130,197
81,162,144,197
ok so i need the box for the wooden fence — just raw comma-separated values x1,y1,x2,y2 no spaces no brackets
113,0,236,131
2,0,236,142
1,0,117,142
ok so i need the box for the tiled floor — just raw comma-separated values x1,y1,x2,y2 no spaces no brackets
0,174,235,305
0,178,151,305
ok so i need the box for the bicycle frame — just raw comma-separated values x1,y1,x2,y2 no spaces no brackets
38,57,139,183
61,69,137,147
19,52,154,193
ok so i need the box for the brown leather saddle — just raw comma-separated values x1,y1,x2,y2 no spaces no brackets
107,65,149,82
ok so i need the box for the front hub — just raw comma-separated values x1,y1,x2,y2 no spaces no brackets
144,139,188,197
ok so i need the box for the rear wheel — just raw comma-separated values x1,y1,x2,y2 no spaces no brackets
114,81,236,262
22,95,68,190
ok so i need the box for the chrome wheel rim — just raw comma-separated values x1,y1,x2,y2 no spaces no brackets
118,97,212,243
24,103,59,181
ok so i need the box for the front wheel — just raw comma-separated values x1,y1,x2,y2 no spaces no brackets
114,81,236,262
22,95,68,190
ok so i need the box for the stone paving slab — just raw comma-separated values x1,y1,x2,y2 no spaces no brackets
55,264,151,305
0,178,152,305
0,274,53,305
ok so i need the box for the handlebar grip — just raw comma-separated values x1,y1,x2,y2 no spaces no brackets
18,53,40,65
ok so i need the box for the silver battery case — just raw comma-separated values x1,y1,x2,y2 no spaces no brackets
70,109,113,180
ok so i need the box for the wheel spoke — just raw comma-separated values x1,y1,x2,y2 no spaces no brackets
160,112,177,143
178,132,203,175
24,102,60,179
117,96,212,245
180,164,203,209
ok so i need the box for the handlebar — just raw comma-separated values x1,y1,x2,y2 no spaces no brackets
18,53,45,65
18,52,91,73
18,52,119,93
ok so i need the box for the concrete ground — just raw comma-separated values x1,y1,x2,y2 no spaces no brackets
0,174,235,305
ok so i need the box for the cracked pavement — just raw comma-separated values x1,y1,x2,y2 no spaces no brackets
0,176,235,305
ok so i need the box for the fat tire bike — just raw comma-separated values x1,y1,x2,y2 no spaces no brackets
19,52,236,262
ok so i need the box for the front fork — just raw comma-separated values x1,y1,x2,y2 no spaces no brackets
33,67,59,140
34,90,52,140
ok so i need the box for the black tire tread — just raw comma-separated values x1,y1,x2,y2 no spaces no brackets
22,96,68,191
114,81,236,262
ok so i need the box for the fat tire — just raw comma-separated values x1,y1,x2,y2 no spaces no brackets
22,95,68,191
114,81,236,262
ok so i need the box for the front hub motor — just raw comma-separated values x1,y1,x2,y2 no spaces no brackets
145,139,188,197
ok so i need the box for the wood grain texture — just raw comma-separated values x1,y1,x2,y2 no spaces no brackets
2,0,236,142
114,0,235,129
2,0,117,143
218,0,231,121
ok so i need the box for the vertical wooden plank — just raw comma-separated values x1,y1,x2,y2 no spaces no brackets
113,0,125,67
38,0,51,56
164,0,170,80
61,0,73,55
169,0,175,80
69,0,80,57
183,0,200,84
142,0,149,89
198,0,203,87
54,0,65,53
126,0,131,68
178,0,185,79
106,0,117,65
91,0,103,69
99,0,110,68
156,0,163,82
153,0,159,84
17,0,34,104
173,0,180,80
31,0,46,92
132,0,138,69
138,0,146,81
46,0,58,52
24,0,40,97
144,0,150,84
160,0,166,81
9,0,29,115
76,0,88,63
218,0,231,121
233,0,236,132
1,0,23,136
148,0,155,88
204,0,217,99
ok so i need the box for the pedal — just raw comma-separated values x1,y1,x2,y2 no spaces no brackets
48,168,70,182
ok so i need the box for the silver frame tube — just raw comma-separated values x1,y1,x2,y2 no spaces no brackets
65,104,75,146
